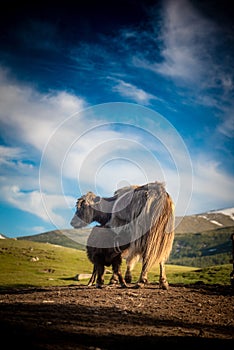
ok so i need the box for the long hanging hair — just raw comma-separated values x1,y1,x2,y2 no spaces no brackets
109,182,175,270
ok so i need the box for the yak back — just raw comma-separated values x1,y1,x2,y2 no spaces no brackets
110,181,167,227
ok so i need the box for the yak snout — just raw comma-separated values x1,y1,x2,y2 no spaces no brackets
70,214,85,228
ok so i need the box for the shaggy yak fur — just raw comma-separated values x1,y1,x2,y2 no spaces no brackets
86,225,130,288
71,181,175,289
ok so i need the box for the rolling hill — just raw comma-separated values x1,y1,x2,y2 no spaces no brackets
18,228,89,250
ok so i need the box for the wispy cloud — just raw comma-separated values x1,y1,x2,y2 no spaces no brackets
132,0,234,140
0,68,86,151
0,145,25,167
133,0,233,95
1,185,74,226
189,157,234,213
112,79,156,105
152,0,216,83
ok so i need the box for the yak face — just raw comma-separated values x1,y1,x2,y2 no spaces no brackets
70,192,101,228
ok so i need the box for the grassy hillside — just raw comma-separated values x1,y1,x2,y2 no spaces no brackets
169,226,233,267
0,239,92,288
0,239,232,289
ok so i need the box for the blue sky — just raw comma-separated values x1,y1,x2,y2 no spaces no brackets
0,0,233,237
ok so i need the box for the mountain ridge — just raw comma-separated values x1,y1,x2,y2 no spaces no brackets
175,207,234,233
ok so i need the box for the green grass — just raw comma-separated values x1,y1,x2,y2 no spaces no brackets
0,239,92,288
0,239,232,289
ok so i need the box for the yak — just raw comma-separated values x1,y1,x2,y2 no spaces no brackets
86,225,130,288
71,181,175,289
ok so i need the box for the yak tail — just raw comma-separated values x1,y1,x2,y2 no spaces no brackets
141,191,175,273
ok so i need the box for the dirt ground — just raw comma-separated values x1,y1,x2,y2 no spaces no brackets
0,283,233,349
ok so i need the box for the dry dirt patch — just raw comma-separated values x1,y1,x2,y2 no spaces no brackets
0,283,233,349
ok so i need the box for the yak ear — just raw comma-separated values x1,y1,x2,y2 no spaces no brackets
93,195,101,203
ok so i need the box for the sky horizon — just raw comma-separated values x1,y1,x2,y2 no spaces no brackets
0,0,233,238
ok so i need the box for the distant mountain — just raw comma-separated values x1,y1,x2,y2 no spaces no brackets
18,228,90,250
175,207,234,233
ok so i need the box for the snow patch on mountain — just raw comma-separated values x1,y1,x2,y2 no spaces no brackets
209,208,234,220
210,220,223,227
198,215,223,227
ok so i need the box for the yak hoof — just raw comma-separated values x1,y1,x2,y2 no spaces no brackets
120,283,128,289
134,282,145,289
125,276,132,283
159,280,169,290
95,284,103,289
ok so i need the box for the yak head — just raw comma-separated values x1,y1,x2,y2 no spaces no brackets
70,191,101,228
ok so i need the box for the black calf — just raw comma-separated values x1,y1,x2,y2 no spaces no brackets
86,226,129,288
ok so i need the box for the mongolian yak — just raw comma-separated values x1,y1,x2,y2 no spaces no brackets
70,182,175,289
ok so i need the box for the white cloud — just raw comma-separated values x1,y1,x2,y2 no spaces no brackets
112,79,156,105
31,226,47,234
0,145,24,166
217,108,234,138
1,185,74,227
0,67,87,226
1,185,47,221
157,0,215,81
132,0,234,142
0,67,86,151
134,0,216,84
187,157,234,213
133,0,233,96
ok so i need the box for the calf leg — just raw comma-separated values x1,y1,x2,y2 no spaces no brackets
87,265,97,287
96,264,105,288
109,272,119,285
112,257,127,288
159,261,169,290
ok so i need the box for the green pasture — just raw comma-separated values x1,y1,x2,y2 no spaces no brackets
0,239,232,289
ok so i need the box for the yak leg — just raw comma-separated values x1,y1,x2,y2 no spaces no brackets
159,261,169,290
125,254,140,283
111,257,127,288
96,263,105,289
87,265,97,286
